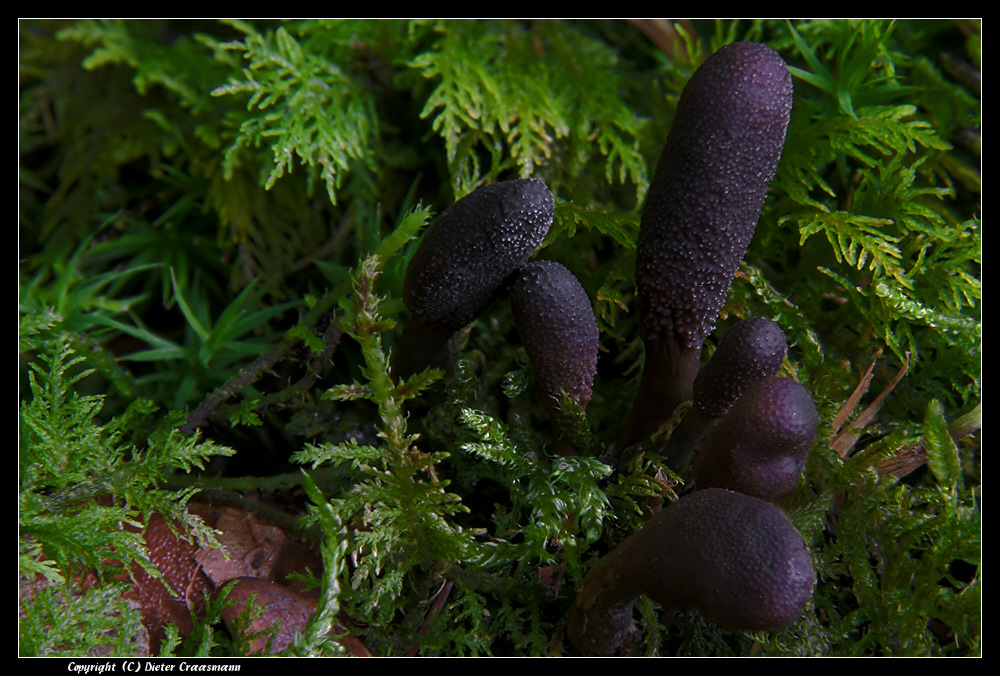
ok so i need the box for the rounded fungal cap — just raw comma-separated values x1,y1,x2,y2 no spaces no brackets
693,375,818,501
509,260,599,409
639,488,815,631
403,178,554,332
636,41,793,350
567,487,815,655
693,316,788,417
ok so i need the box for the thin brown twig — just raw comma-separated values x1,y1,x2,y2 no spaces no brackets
403,580,454,656
629,19,696,62
180,307,342,436
830,351,910,459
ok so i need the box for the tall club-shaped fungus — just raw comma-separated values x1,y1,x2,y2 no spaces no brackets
622,42,793,447
394,178,554,379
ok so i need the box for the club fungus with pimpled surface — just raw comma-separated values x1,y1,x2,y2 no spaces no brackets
393,178,555,379
663,315,788,467
692,375,818,502
565,487,815,656
621,41,793,448
509,260,599,455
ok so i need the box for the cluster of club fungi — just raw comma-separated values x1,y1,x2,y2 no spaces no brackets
393,177,599,456
120,41,815,655
395,41,817,655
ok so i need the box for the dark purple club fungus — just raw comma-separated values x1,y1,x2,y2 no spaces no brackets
393,178,554,378
692,316,788,417
621,42,793,448
692,375,818,502
566,487,815,656
509,260,599,455
663,316,788,466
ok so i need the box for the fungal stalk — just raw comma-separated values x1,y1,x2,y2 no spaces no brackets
621,42,793,447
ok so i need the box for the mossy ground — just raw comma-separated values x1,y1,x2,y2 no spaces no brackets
19,19,980,657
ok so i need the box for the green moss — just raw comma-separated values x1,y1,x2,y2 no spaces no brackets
20,19,980,656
